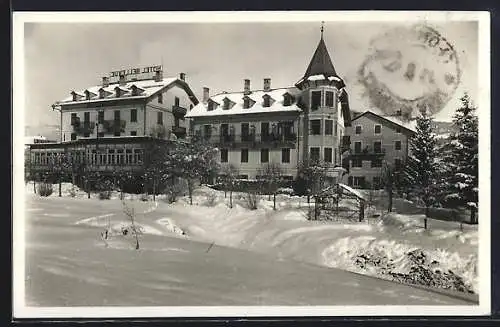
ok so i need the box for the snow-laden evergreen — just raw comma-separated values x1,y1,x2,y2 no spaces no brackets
440,93,479,223
402,108,439,229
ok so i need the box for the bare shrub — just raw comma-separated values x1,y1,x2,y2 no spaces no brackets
122,201,141,250
204,191,217,207
37,183,53,197
245,192,259,210
164,178,187,204
69,186,77,198
99,190,112,200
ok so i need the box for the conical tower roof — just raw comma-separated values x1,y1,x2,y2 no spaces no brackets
302,36,338,79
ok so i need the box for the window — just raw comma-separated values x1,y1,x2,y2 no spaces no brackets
84,112,90,122
395,140,402,150
241,149,249,163
395,158,402,170
325,120,333,135
130,109,137,122
354,141,362,153
203,125,212,139
310,120,321,135
157,112,163,125
71,133,77,140
371,158,382,168
98,110,104,123
282,148,290,163
208,101,215,111
126,149,133,164
261,122,270,138
311,91,321,110
283,94,293,106
130,131,137,136
221,149,228,163
374,141,382,153
114,110,120,121
334,123,338,136
324,147,333,163
109,149,115,165
158,93,163,104
325,91,334,107
310,147,320,161
373,177,381,189
374,124,381,134
84,132,90,138
241,123,249,138
396,127,402,133
352,159,362,168
175,97,180,107
334,148,337,164
98,132,104,138
223,98,231,110
263,95,271,108
116,149,124,164
355,125,362,134
243,97,250,109
353,176,365,188
261,149,269,163
114,131,121,137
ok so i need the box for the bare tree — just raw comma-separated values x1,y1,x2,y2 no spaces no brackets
220,164,239,209
297,158,329,220
122,201,140,250
257,162,284,210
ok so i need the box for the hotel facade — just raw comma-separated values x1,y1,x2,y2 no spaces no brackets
186,32,352,183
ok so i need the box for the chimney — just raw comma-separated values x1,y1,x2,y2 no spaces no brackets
203,87,210,103
263,78,271,91
119,74,126,86
179,72,186,81
154,70,163,82
244,79,251,95
102,76,109,87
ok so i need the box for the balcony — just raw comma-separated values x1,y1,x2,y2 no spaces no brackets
349,145,386,159
192,132,297,149
172,105,187,118
73,121,95,135
101,119,126,134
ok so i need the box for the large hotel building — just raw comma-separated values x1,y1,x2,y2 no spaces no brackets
27,29,415,189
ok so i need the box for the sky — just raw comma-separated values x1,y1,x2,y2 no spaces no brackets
22,20,478,138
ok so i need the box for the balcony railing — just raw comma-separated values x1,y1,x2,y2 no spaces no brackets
172,105,187,118
101,119,126,134
349,146,386,157
193,132,297,148
73,121,95,134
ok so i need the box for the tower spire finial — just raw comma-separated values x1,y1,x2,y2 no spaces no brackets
320,21,324,39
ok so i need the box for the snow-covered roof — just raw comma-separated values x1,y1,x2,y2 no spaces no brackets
59,77,180,105
186,87,303,118
338,183,366,201
352,110,417,134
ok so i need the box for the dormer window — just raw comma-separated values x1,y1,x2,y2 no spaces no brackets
243,96,255,109
283,93,294,106
263,94,273,108
71,91,78,101
130,85,143,96
207,99,218,111
115,87,121,98
98,88,106,99
223,97,234,110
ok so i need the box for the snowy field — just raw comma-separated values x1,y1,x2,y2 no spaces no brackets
23,182,478,306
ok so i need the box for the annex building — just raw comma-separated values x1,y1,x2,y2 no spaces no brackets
27,65,198,188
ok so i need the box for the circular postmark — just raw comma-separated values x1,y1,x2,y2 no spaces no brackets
358,24,461,120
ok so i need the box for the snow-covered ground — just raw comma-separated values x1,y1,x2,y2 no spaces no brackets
23,182,479,306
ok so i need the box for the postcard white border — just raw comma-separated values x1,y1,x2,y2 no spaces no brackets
12,10,491,318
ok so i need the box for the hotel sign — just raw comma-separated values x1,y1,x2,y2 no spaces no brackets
109,65,162,78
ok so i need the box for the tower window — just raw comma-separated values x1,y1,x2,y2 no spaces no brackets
324,147,333,163
158,93,163,104
311,91,321,110
325,120,333,135
310,120,321,135
325,91,334,107
175,97,180,106
374,124,381,134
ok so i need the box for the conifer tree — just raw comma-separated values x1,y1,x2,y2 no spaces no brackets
404,107,439,229
442,93,479,223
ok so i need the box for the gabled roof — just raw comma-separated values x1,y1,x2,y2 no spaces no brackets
351,110,416,134
186,87,302,118
57,77,199,106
